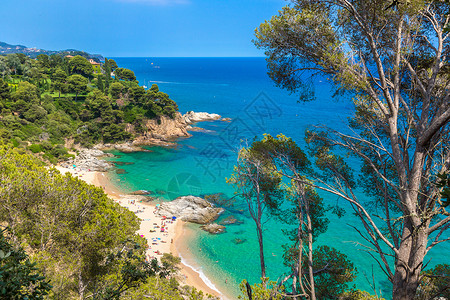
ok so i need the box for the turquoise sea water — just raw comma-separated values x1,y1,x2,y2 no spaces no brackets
109,58,449,299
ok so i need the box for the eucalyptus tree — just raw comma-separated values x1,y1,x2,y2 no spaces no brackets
254,1,450,299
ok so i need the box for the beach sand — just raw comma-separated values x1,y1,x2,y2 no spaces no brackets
55,166,227,299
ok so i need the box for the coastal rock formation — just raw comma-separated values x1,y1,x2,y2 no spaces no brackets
156,196,224,224
183,111,221,124
200,223,226,234
60,149,113,172
131,112,191,146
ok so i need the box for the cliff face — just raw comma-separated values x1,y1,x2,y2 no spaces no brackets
130,112,191,146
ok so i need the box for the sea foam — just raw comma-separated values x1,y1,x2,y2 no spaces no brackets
179,254,223,295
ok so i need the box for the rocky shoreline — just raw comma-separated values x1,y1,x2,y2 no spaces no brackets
60,149,231,235
60,110,234,236
76,111,231,152
60,149,113,172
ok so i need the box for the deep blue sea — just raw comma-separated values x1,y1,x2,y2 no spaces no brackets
109,57,449,299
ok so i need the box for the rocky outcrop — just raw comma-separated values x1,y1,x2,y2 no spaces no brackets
156,196,224,224
97,111,226,150
131,112,191,146
60,149,113,172
200,223,226,234
183,111,221,124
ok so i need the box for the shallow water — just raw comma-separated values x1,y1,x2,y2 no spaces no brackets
108,57,449,299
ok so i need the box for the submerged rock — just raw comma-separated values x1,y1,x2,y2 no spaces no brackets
200,223,226,234
155,190,166,195
130,190,153,196
115,168,127,174
232,238,247,245
233,230,246,235
156,195,224,224
112,161,135,166
218,215,243,225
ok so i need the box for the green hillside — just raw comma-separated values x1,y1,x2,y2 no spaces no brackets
0,53,178,163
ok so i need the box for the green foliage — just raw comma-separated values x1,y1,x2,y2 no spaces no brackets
0,228,52,299
67,74,88,100
128,85,145,103
340,289,384,300
436,172,450,208
97,74,104,92
0,78,10,106
416,264,450,300
238,279,283,300
68,55,93,78
0,146,143,298
228,139,285,279
115,68,136,81
27,144,43,154
255,3,450,299
160,253,181,275
11,81,40,113
312,246,356,299
0,52,178,158
240,134,356,298
23,104,48,122
109,81,124,99
50,67,68,98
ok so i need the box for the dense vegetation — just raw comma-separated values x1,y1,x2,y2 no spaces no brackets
0,53,178,162
0,53,213,299
0,145,216,299
232,135,450,299
247,1,450,299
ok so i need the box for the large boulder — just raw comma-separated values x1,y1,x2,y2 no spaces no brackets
183,111,221,124
157,196,224,224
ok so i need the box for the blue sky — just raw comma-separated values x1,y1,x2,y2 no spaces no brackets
1,0,286,57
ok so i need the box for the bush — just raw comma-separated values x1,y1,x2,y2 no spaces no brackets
28,144,43,153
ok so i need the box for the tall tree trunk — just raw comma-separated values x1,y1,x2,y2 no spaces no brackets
306,202,316,300
256,222,266,280
296,194,307,299
392,218,427,300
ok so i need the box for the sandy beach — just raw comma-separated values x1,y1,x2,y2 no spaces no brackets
55,166,227,299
